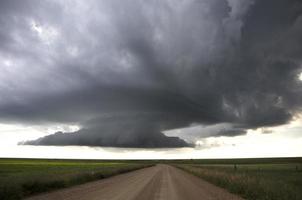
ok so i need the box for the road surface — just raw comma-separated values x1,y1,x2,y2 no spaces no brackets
26,164,243,200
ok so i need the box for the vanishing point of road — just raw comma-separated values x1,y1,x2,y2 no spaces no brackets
26,164,243,200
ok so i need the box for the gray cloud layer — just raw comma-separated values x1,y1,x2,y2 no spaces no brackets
1,0,302,147
23,114,190,148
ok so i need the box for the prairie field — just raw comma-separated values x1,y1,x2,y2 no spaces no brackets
174,157,302,200
1,157,301,200
0,158,152,200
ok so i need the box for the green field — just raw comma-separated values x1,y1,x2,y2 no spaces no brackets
173,157,302,200
1,157,301,200
0,158,153,200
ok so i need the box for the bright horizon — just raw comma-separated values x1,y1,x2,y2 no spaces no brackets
1,115,302,159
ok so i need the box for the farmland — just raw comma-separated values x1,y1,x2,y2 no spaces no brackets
174,157,302,200
0,158,153,200
1,157,301,200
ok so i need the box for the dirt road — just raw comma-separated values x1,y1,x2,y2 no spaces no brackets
26,164,243,200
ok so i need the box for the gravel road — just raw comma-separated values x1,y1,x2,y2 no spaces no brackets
26,164,243,200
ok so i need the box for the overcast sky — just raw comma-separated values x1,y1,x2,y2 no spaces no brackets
0,0,302,158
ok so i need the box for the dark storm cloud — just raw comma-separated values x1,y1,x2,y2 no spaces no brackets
1,0,302,147
22,114,191,148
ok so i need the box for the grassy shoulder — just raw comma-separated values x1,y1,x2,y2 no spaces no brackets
175,160,302,200
0,158,153,200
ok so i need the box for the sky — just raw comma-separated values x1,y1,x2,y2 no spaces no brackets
0,0,302,159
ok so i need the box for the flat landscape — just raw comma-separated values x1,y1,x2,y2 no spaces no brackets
25,164,243,200
0,158,152,200
174,157,302,200
1,158,301,200
1,1,302,200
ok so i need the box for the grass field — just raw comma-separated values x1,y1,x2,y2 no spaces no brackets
1,157,301,200
0,158,153,200
174,157,302,200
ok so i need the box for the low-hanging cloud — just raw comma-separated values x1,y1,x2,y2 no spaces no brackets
22,114,191,148
1,0,302,147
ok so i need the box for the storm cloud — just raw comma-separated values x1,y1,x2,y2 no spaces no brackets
1,0,302,147
23,114,190,148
